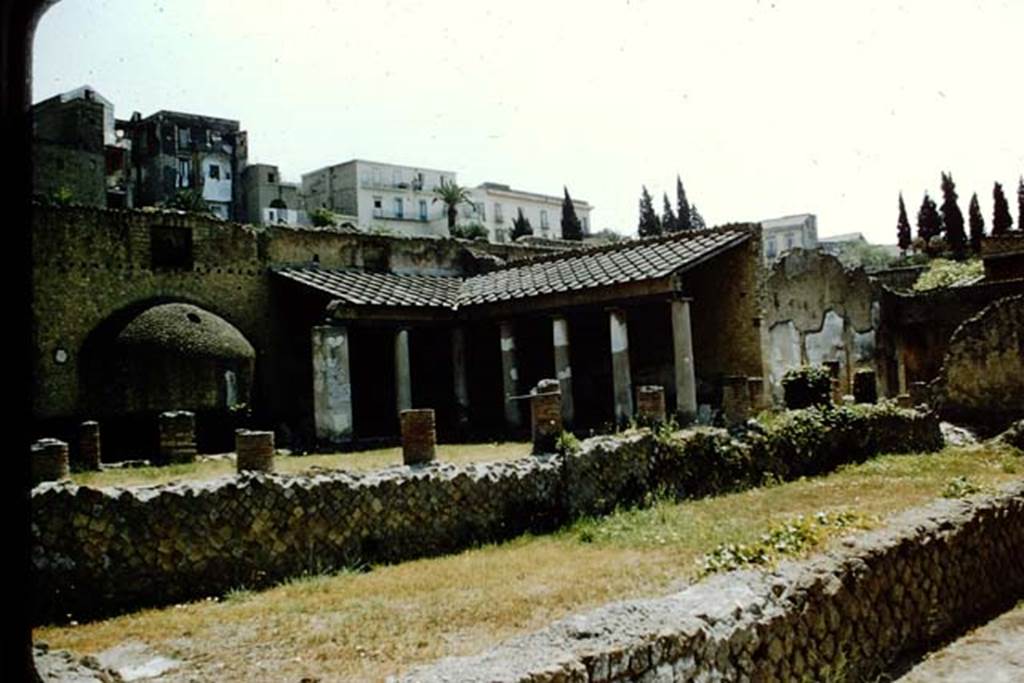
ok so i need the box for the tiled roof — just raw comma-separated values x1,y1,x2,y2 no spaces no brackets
276,268,462,308
276,226,753,310
457,227,750,306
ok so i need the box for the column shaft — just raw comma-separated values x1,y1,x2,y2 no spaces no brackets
395,328,412,415
312,325,353,443
671,299,698,421
499,321,522,428
552,316,575,424
452,327,470,429
609,309,634,424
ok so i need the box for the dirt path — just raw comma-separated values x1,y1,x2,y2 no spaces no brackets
898,603,1024,682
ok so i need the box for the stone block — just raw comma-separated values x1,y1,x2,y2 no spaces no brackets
531,379,563,454
235,429,275,473
158,411,196,464
401,409,436,465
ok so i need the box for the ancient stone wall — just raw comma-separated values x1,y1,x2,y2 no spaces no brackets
407,481,1024,682
31,405,939,622
762,249,880,401
932,295,1024,432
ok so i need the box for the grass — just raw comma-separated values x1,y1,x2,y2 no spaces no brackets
37,443,1021,681
69,441,532,489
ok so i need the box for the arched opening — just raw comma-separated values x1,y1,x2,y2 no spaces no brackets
269,198,287,209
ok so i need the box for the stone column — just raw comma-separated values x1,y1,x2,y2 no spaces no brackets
530,379,563,454
451,327,470,431
552,316,575,424
722,376,751,425
499,321,522,429
31,438,69,485
671,299,698,422
394,327,412,416
235,429,275,473
401,409,436,465
158,411,196,464
78,420,101,471
636,385,666,425
312,325,353,443
609,308,634,425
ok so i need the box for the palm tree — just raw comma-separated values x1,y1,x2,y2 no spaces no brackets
432,178,473,230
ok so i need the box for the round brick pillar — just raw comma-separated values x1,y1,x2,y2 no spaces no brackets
401,409,436,465
636,385,666,425
32,438,69,485
158,411,197,464
853,369,878,404
78,420,101,471
235,429,275,473
531,379,562,454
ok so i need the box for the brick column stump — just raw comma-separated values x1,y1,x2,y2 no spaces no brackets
158,411,197,464
853,369,878,404
531,379,562,454
722,375,752,426
235,429,275,473
823,360,843,403
32,438,69,485
636,385,666,425
401,409,436,465
746,377,766,413
909,381,930,407
78,420,101,471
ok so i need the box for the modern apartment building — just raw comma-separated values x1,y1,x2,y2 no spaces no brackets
760,213,818,263
463,182,592,242
301,159,456,237
120,109,248,220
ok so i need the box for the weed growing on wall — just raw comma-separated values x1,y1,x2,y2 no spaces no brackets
941,476,986,498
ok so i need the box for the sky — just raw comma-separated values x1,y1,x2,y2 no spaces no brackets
33,0,1023,243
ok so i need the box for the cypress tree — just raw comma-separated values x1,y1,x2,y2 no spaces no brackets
676,175,692,231
638,186,661,237
511,207,533,239
993,182,1013,235
939,172,967,260
968,193,985,254
917,192,941,253
560,186,584,240
662,193,678,232
1018,176,1023,230
690,204,706,230
896,193,912,254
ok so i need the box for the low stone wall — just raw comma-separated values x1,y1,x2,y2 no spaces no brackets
31,405,941,623
406,482,1024,682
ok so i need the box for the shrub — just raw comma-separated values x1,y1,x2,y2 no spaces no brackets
912,258,983,291
781,365,833,409
309,207,336,227
450,223,489,240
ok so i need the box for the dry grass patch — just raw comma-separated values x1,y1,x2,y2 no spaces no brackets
38,444,1021,681
69,441,532,489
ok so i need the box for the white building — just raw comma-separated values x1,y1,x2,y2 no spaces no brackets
760,213,818,263
301,159,457,237
463,182,592,243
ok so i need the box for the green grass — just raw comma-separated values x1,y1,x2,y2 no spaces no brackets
37,443,1022,682
69,441,532,489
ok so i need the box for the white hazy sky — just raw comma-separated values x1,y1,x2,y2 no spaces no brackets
33,0,1023,242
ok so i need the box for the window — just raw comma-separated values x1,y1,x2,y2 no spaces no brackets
477,202,486,220
419,199,428,221
177,126,191,147
785,234,795,250
540,209,549,229
766,238,777,259
208,164,220,180
393,197,404,218
494,202,504,223
373,196,383,218
267,172,275,183
176,158,192,187
581,216,589,233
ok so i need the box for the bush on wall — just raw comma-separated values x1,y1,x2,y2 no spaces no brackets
781,365,833,409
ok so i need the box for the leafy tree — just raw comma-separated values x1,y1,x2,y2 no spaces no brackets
992,182,1013,235
450,223,489,240
968,193,985,254
165,189,213,215
661,193,678,232
916,192,941,253
560,186,584,240
511,207,533,239
432,177,472,230
675,175,692,231
309,207,336,227
689,204,706,230
896,193,912,254
939,172,967,260
638,186,661,237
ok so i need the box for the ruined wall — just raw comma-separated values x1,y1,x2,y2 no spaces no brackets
763,249,880,401
932,295,1024,432
31,405,940,622
407,482,1024,683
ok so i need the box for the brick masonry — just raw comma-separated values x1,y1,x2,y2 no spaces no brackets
158,411,196,464
235,429,275,473
400,409,437,465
